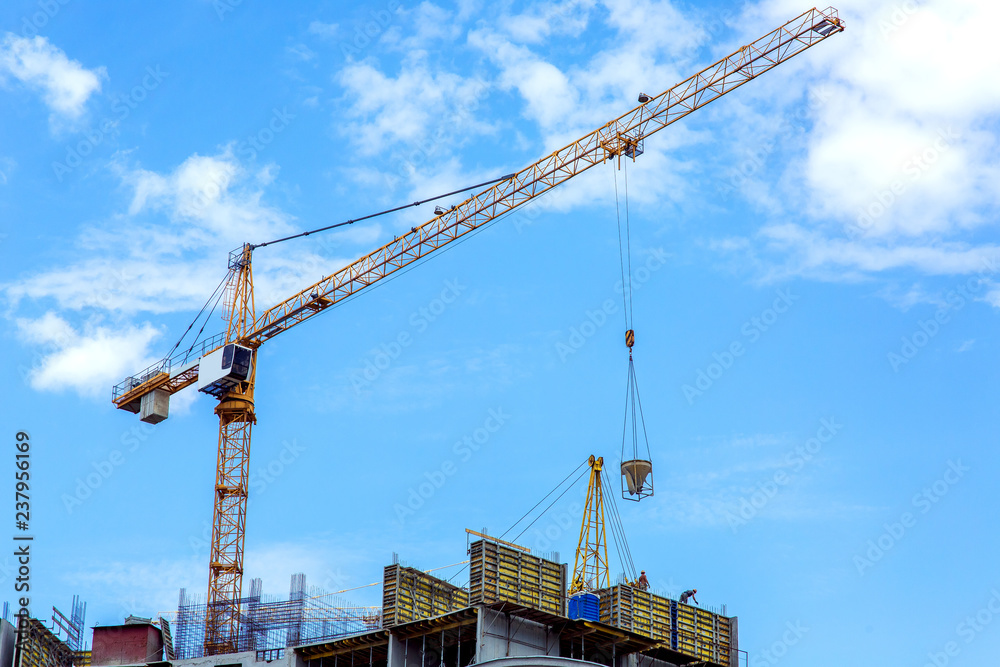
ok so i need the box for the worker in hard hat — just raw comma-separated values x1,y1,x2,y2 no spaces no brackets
680,589,698,605
636,571,649,590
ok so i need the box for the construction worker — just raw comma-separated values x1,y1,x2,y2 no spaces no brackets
680,589,698,605
636,571,649,590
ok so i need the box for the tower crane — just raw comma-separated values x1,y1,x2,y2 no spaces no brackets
570,456,611,595
110,8,843,655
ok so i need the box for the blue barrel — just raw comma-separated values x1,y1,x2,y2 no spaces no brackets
568,593,600,621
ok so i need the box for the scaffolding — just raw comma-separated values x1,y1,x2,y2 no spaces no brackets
51,596,87,651
174,575,380,659
14,616,78,667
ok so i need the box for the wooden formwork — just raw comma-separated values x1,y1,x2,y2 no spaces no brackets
468,540,565,616
15,617,77,667
382,564,470,627
597,585,672,642
598,585,734,665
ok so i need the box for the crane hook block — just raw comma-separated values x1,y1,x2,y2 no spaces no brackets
625,329,635,348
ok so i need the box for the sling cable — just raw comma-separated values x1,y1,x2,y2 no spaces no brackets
614,156,654,501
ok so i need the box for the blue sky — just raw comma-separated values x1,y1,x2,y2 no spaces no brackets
1,1,998,665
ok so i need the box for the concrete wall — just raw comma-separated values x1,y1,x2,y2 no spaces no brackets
474,657,604,667
476,609,559,662
173,649,298,667
621,654,678,667
92,625,163,666
0,619,16,667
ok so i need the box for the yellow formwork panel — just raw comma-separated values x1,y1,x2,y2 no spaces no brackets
676,634,697,657
15,617,76,667
677,602,731,664
597,585,672,643
469,540,566,615
382,564,470,627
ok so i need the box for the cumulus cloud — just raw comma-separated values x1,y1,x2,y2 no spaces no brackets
16,313,161,397
330,0,1000,294
470,0,705,149
6,148,301,315
4,147,371,399
308,21,339,39
337,57,491,158
0,33,105,123
121,148,295,244
711,1,1000,283
498,0,596,43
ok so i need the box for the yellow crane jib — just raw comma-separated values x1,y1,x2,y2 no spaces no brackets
108,7,844,654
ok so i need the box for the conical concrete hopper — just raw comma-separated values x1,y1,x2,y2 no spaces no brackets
621,459,653,496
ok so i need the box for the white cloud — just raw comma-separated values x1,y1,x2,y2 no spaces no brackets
286,43,316,62
468,31,577,133
74,555,203,619
17,311,75,347
6,148,302,314
6,255,221,314
984,284,1000,308
308,20,339,39
16,313,161,397
336,56,491,158
499,0,595,43
400,2,463,48
330,0,710,213
4,147,375,399
470,0,705,148
956,339,975,353
0,33,105,123
0,156,15,184
746,224,1000,282
710,1,1000,285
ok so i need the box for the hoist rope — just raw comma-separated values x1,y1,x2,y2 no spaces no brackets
621,356,654,469
612,159,637,330
613,156,653,495
604,472,638,580
623,157,634,326
603,469,629,575
612,168,629,328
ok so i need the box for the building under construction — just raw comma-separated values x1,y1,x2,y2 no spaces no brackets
9,533,736,667
3,9,845,667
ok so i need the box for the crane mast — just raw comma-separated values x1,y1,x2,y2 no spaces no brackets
571,456,611,595
109,7,844,654
204,245,258,654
